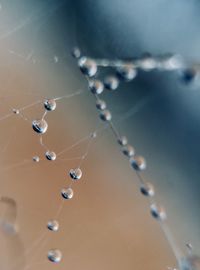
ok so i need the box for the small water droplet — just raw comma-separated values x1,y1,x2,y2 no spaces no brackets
140,182,154,197
44,99,56,111
130,155,146,171
78,57,97,77
117,136,128,146
104,76,119,90
47,249,62,263
89,80,104,95
122,145,135,157
61,188,74,200
12,109,19,114
47,220,59,232
45,151,56,161
69,168,82,180
99,110,112,122
32,119,48,134
71,47,81,58
181,68,197,84
138,53,157,71
32,156,40,162
96,99,106,110
150,203,166,221
117,64,137,81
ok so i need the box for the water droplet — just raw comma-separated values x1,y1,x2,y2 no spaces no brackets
104,76,119,90
179,255,200,270
99,110,112,122
122,145,135,157
12,109,19,114
32,119,48,134
47,220,59,232
47,249,62,263
89,80,104,95
71,47,81,58
117,64,137,81
61,188,74,200
150,204,166,221
45,151,56,161
78,57,97,77
91,132,97,138
44,99,56,111
117,136,128,146
96,99,106,110
32,156,40,162
130,155,146,171
69,168,82,180
140,182,154,197
53,56,59,63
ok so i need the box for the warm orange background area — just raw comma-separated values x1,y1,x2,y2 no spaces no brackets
0,40,179,270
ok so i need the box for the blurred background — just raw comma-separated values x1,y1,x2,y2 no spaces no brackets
0,0,200,269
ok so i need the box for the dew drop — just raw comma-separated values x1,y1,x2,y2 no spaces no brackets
122,145,135,157
140,182,154,197
47,220,59,232
104,76,119,90
138,53,157,71
99,110,112,122
45,151,56,161
47,249,62,263
96,99,106,110
117,136,128,146
44,99,56,111
150,203,166,221
32,119,48,134
12,108,19,114
117,64,137,81
61,188,74,200
69,168,82,180
130,155,146,171
89,79,104,95
181,68,197,84
32,156,40,162
78,57,97,77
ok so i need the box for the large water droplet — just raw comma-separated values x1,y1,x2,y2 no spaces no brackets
47,249,62,263
44,99,56,111
45,151,56,161
32,119,48,134
61,188,74,200
47,220,59,232
117,64,137,81
78,57,97,77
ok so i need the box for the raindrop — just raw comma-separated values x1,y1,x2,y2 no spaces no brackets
104,76,119,90
96,99,106,110
140,182,154,197
61,188,74,200
130,155,146,171
47,249,62,263
78,57,97,77
99,110,112,122
32,119,48,134
150,204,166,221
69,168,82,180
47,220,59,232
122,145,135,157
89,79,104,95
44,99,56,111
45,151,56,161
12,109,19,114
